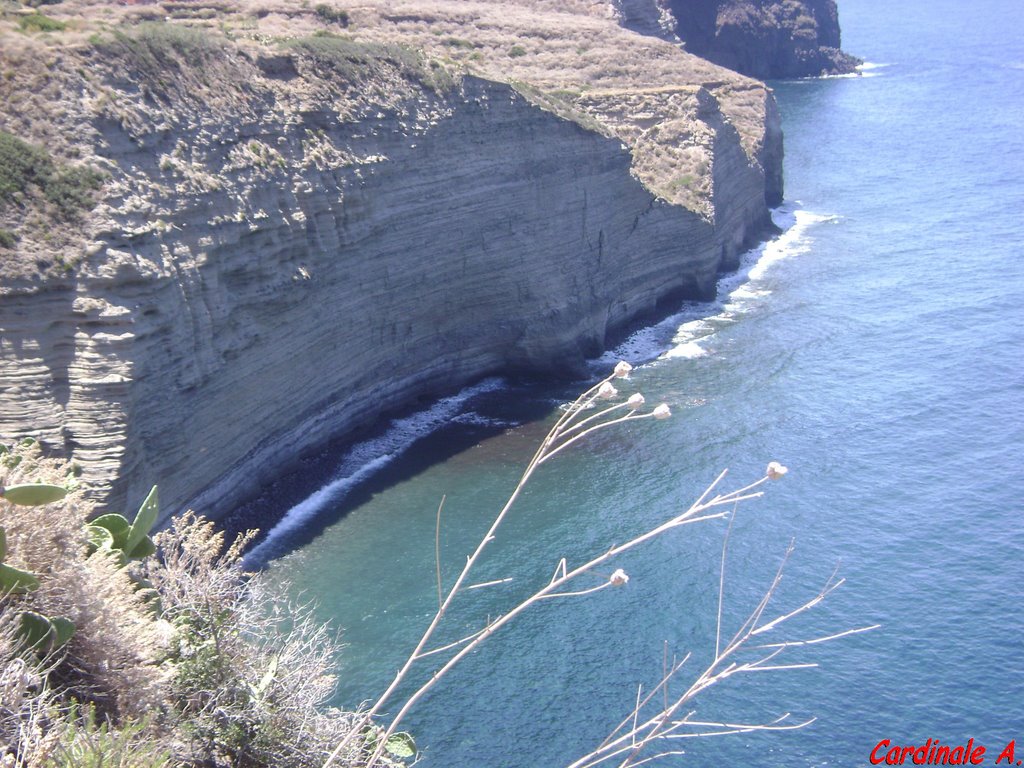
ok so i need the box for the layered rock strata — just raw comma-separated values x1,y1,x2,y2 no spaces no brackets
0,8,781,524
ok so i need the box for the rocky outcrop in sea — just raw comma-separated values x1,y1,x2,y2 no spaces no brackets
650,0,861,79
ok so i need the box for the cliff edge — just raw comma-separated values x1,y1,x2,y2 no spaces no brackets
0,0,782,523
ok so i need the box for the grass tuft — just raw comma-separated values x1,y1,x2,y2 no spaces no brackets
287,32,455,92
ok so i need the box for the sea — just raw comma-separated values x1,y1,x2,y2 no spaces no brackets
256,0,1024,765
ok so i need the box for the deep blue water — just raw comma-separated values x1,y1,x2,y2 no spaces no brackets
263,1,1024,765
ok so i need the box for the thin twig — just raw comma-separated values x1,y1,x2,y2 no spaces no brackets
435,495,446,612
323,364,872,768
716,503,738,659
466,578,514,590
751,623,882,649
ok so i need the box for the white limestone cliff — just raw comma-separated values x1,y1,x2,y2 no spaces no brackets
0,4,782,523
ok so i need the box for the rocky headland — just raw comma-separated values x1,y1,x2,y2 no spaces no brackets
656,0,861,79
0,0,783,524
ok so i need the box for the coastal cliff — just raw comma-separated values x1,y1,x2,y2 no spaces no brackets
0,0,781,522
655,0,861,79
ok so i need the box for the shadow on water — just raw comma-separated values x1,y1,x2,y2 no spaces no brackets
225,275,741,568
223,378,570,564
222,203,793,569
222,213,792,568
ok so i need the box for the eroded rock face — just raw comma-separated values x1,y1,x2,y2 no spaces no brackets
0,21,782,524
667,0,861,79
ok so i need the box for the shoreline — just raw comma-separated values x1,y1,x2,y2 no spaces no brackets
238,205,815,567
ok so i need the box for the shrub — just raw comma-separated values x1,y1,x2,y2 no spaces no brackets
287,33,454,93
17,13,66,33
38,165,105,218
0,441,373,767
0,131,103,218
287,34,419,81
508,44,527,57
0,131,51,205
147,512,367,768
0,229,17,249
314,4,350,27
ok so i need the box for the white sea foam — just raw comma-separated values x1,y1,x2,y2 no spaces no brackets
593,305,711,367
451,411,518,429
252,208,835,563
244,454,395,565
856,61,890,78
245,377,506,565
596,205,835,368
661,341,708,360
661,207,836,358
818,61,889,80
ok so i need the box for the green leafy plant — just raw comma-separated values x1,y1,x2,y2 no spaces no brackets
86,485,159,564
43,702,172,768
0,525,40,593
1,482,68,506
0,479,77,653
359,727,416,767
17,610,76,654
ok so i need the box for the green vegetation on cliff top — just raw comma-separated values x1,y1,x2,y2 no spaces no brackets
286,32,456,92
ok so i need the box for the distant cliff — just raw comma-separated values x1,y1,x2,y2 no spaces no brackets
664,0,861,79
0,1,782,523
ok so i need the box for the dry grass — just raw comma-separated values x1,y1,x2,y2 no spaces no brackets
0,443,166,721
0,441,367,767
147,513,364,767
0,0,773,271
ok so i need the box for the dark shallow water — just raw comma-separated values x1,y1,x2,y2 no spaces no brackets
261,1,1024,765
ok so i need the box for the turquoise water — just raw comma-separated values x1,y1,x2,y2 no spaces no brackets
262,1,1024,765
